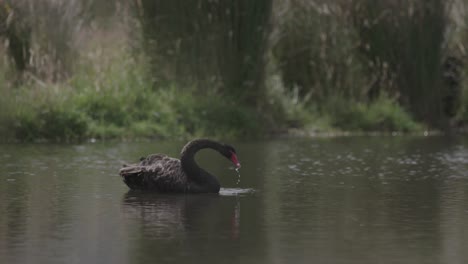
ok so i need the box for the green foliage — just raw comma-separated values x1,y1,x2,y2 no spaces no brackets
14,107,88,142
135,0,273,106
2,0,466,142
1,82,88,142
273,1,367,101
168,90,263,138
324,96,423,132
272,0,458,130
267,73,422,133
351,0,448,125
0,47,265,142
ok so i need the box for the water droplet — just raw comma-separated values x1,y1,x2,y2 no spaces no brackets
235,167,241,185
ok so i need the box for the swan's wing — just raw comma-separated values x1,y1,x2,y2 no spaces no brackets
120,155,188,192
143,157,188,191
139,154,169,166
120,154,167,169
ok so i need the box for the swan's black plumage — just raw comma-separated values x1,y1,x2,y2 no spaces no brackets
119,139,240,193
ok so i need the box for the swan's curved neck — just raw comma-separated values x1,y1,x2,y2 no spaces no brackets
180,139,222,183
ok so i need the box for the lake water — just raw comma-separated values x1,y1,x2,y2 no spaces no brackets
1,136,468,264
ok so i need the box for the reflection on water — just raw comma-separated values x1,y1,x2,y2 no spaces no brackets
121,191,234,237
0,137,468,263
219,188,256,196
121,191,248,264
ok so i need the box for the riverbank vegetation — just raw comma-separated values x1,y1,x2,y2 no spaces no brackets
1,0,468,142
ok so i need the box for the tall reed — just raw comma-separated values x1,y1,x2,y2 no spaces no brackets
352,0,450,126
134,0,273,106
1,0,117,82
272,0,368,102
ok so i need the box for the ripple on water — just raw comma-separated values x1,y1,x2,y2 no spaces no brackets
219,188,256,196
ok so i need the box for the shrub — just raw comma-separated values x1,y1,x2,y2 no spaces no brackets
351,0,449,126
273,0,367,101
13,105,88,142
325,95,423,132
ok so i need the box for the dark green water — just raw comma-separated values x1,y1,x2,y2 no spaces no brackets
1,137,468,264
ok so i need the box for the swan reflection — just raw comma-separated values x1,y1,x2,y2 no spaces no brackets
121,191,241,240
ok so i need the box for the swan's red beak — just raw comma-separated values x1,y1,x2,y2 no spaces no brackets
230,152,241,168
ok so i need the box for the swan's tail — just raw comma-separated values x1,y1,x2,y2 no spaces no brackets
120,166,147,190
119,166,144,176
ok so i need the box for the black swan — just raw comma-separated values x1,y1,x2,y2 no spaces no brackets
119,139,241,193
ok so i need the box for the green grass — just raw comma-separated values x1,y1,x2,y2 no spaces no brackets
352,0,447,126
2,83,87,142
2,0,452,142
266,75,423,134
0,50,265,142
1,56,423,142
322,96,423,133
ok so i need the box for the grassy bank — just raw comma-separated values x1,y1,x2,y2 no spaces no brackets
0,56,423,142
0,90,424,143
3,0,467,142
1,52,267,142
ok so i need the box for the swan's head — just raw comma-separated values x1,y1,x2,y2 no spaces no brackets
221,144,241,168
